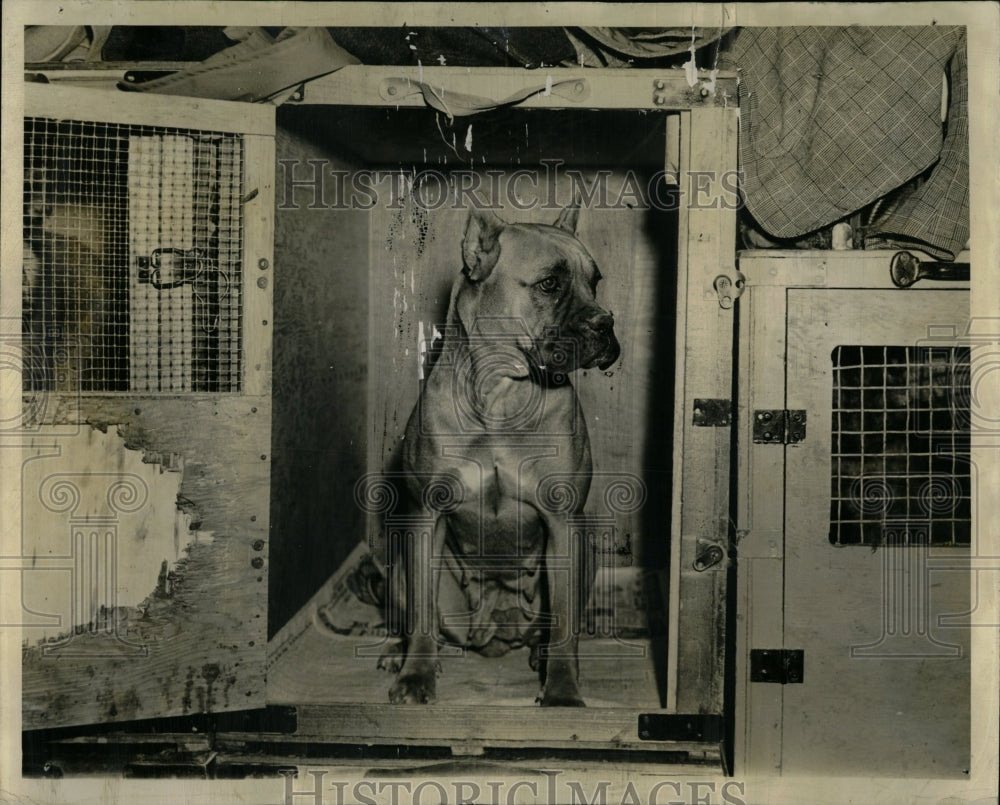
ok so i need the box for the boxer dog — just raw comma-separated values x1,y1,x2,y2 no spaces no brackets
381,203,620,707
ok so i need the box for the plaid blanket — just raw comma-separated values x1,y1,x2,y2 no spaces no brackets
727,27,968,260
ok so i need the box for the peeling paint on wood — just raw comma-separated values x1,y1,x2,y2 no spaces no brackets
21,398,269,729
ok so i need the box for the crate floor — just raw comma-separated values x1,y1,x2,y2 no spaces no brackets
268,631,667,708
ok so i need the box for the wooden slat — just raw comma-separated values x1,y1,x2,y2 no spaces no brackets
740,249,972,290
672,106,739,714
23,83,275,136
242,133,275,397
292,703,719,757
733,283,787,775
295,66,737,110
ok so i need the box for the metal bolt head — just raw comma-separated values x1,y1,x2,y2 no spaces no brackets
258,258,269,271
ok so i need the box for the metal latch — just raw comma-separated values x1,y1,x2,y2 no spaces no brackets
137,247,211,289
693,539,726,572
889,251,970,288
750,649,804,684
693,398,732,427
638,713,724,742
753,409,807,444
713,272,745,309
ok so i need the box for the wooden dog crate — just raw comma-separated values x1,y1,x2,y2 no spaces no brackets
262,68,740,764
734,250,972,777
14,68,977,784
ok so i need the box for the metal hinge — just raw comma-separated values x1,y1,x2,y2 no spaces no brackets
750,649,804,684
753,409,807,444
638,713,723,742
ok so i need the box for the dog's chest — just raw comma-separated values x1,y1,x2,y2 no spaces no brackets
445,448,548,557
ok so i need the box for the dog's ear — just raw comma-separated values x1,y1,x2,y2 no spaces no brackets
462,208,505,282
553,200,580,234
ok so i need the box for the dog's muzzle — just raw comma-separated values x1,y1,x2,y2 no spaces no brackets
581,310,621,371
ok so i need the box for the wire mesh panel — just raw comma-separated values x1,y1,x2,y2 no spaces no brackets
23,117,244,393
829,345,971,546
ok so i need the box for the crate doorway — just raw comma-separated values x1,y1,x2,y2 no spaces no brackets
265,70,738,760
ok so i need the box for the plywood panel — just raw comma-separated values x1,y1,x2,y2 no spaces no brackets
21,396,270,728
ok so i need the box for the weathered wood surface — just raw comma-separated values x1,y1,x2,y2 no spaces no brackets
739,249,972,289
733,283,787,775
289,703,719,756
270,633,663,711
672,107,739,714
25,83,275,136
296,66,738,110
21,396,270,729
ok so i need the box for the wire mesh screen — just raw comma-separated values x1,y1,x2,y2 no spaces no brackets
23,117,244,393
830,345,971,547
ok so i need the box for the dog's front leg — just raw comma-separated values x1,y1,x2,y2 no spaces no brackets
538,512,586,707
389,514,446,704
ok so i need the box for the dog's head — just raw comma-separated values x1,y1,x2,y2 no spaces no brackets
455,205,621,377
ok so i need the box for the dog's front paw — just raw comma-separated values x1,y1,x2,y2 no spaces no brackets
538,674,586,707
389,669,437,704
538,689,586,707
376,641,406,674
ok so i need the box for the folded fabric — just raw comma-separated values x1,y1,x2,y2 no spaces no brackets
118,27,359,103
728,26,968,260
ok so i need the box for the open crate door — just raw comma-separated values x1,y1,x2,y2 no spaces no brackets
18,84,275,729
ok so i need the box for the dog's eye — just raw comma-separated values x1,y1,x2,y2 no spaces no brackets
537,276,560,294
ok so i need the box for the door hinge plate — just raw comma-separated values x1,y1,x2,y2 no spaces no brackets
750,649,804,684
693,398,732,427
638,713,723,742
753,409,807,444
